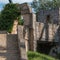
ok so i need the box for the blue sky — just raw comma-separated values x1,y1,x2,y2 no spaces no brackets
0,0,33,3
0,0,33,11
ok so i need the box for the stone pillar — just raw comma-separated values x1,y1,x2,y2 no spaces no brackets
18,25,28,60
20,3,37,51
32,13,37,51
23,13,37,51
24,27,29,52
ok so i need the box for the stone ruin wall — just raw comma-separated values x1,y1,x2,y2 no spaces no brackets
0,25,28,60
20,3,37,51
36,8,60,42
18,25,28,60
35,8,60,56
36,22,59,42
19,3,60,55
37,8,59,24
0,31,20,60
1,3,60,58
20,3,60,52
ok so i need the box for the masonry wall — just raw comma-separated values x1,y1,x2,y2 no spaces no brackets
22,14,32,27
0,31,7,50
37,8,59,24
36,8,60,42
0,31,20,60
17,25,28,60
32,13,37,51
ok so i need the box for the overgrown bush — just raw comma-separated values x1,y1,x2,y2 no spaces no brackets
0,3,20,33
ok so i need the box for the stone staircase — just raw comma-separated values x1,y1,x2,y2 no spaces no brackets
0,33,20,60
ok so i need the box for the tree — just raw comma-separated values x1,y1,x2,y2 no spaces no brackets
9,0,12,3
31,0,60,12
0,3,20,33
31,0,51,12
53,0,60,7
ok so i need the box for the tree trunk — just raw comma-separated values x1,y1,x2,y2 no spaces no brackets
9,0,12,3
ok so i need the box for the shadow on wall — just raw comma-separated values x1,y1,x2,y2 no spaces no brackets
37,41,57,54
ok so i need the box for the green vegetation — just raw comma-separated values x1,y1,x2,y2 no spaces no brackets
18,16,24,25
0,3,20,33
31,0,60,12
27,51,56,60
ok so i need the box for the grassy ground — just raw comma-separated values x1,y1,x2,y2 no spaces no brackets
27,51,57,60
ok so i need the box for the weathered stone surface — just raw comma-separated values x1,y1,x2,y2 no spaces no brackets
20,3,37,51
35,8,60,54
1,3,60,58
36,8,60,42
22,14,31,26
0,31,7,50
37,8,59,24
0,31,20,60
18,25,28,60
11,20,18,34
20,3,32,14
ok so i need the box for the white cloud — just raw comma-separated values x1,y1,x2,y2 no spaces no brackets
0,0,33,3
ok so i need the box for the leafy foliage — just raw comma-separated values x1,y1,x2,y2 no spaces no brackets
0,3,20,33
31,0,60,12
18,16,24,25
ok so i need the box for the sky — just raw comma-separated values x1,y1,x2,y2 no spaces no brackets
0,0,33,3
0,0,33,11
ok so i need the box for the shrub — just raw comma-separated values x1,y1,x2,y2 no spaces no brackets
18,16,24,25
0,3,20,33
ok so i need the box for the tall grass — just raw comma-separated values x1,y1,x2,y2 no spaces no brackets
27,51,56,60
